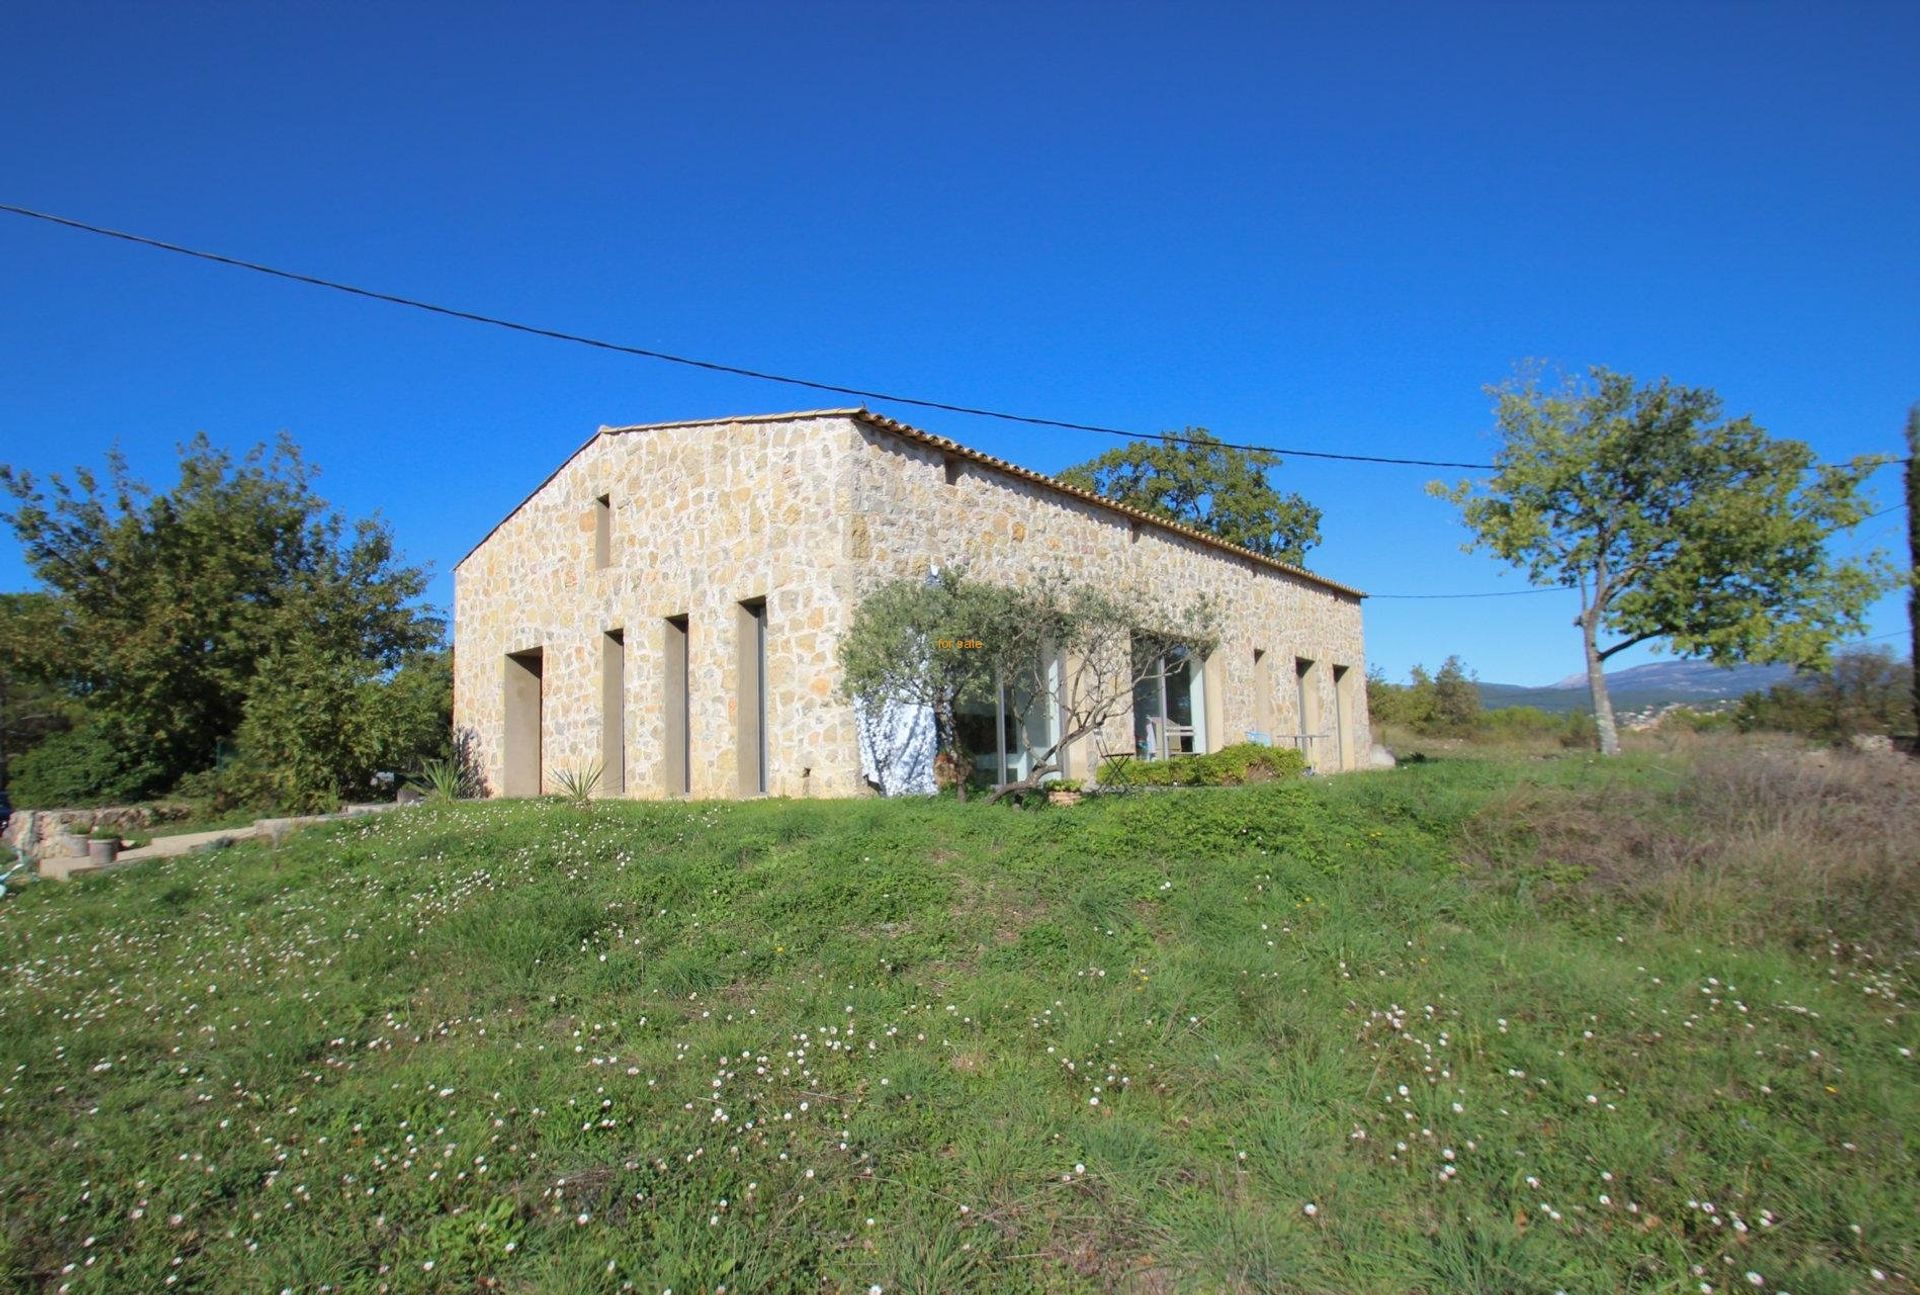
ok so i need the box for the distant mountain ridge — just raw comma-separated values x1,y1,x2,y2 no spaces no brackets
1476,660,1797,715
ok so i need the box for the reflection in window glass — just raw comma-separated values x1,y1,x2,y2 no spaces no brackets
1133,644,1195,756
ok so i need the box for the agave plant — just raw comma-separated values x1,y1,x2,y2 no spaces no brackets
411,757,473,803
550,759,604,808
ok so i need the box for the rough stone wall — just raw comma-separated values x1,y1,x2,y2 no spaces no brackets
454,412,1370,800
453,416,858,800
834,422,1371,775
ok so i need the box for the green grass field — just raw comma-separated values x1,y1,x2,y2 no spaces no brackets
0,751,1913,1293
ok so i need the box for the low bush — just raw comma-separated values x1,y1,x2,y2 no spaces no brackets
170,763,275,816
1098,741,1307,787
1476,705,1598,748
7,722,167,807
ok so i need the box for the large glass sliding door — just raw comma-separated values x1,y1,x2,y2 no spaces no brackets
1133,643,1206,757
953,658,1060,784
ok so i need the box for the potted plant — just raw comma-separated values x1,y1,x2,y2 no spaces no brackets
86,829,121,867
1046,778,1084,807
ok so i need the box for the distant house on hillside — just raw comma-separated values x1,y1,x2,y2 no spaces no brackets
452,409,1370,799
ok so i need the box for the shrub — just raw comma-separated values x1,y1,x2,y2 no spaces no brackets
170,763,273,815
1734,649,1912,743
232,641,452,814
1557,709,1598,748
550,760,604,808
1099,742,1307,788
411,756,478,803
7,723,167,807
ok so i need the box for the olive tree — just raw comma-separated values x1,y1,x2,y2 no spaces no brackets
978,576,1215,803
839,569,1215,802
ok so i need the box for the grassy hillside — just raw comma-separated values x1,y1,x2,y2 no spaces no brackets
0,751,1914,1293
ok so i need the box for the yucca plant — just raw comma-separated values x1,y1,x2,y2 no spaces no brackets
411,758,473,803
550,759,604,808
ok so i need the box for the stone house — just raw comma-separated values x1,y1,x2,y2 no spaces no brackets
452,409,1369,799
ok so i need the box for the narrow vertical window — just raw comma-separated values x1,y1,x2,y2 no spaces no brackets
1331,664,1353,770
593,494,612,569
503,648,543,796
1295,657,1320,765
602,629,626,795
663,615,690,795
1252,648,1275,739
736,598,768,795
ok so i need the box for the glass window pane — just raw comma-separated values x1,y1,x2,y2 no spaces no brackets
1166,653,1193,729
1134,669,1159,750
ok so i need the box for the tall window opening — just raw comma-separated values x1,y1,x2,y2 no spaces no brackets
1295,657,1322,764
593,494,612,568
954,654,1060,785
663,615,690,795
1133,642,1203,757
601,629,626,795
1332,664,1353,770
503,647,544,796
1252,648,1275,739
736,598,767,795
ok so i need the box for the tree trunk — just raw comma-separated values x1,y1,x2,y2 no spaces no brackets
1907,404,1918,756
1582,618,1621,756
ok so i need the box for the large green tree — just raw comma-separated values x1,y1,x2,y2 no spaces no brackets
0,592,77,792
1058,428,1322,564
1435,366,1886,755
1,433,443,799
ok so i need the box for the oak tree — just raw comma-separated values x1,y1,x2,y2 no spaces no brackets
1435,366,1885,755
1058,428,1322,564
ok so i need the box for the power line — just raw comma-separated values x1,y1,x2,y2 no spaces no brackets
0,203,1505,471
8,203,1910,478
1369,586,1565,600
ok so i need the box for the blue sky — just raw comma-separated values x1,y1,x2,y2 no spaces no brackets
1,1,1913,686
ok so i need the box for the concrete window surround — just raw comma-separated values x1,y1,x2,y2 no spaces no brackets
601,629,626,795
1295,656,1324,767
1252,647,1276,738
593,494,612,569
662,615,690,796
736,598,768,796
502,648,543,796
